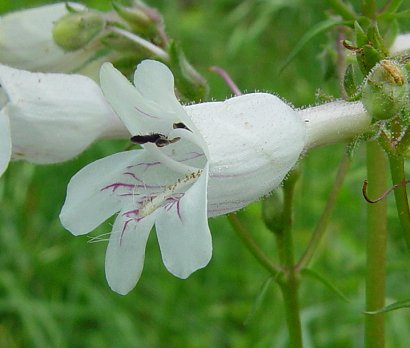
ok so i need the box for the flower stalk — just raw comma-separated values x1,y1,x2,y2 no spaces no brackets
388,154,410,250
365,141,388,348
296,153,350,271
108,25,169,60
209,66,242,97
227,214,280,277
275,173,303,348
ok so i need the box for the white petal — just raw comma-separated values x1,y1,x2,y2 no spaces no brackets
0,110,11,177
134,60,201,136
144,129,207,174
133,60,182,114
100,61,201,139
155,164,212,279
105,210,157,295
133,60,175,102
101,62,176,135
0,64,121,164
60,150,142,235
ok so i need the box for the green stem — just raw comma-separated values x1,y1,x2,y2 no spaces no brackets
365,141,387,348
227,214,281,277
397,127,410,155
388,154,410,250
109,26,169,60
296,153,350,271
275,178,303,348
277,278,302,348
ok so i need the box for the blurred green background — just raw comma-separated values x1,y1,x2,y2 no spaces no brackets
1,0,409,347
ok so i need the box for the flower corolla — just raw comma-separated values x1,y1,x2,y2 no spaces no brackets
0,64,126,177
390,33,410,55
59,60,305,294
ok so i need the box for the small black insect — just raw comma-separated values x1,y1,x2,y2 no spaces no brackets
130,122,191,148
173,122,190,130
130,133,181,147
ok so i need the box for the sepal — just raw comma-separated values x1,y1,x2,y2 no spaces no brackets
168,42,208,102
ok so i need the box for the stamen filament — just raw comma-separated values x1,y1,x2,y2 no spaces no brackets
139,169,202,217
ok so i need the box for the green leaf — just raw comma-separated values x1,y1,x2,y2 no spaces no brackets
367,24,388,56
381,0,404,15
379,9,410,20
395,10,410,19
279,18,347,73
301,268,350,303
243,276,275,325
354,21,368,47
365,299,410,314
357,45,383,74
344,64,357,97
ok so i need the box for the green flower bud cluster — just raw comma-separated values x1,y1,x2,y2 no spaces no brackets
49,1,208,102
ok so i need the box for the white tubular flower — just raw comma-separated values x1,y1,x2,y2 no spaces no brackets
0,64,127,177
0,3,97,73
390,33,410,54
59,60,306,295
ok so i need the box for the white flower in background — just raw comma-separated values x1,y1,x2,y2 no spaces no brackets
0,2,99,74
59,59,306,295
390,33,410,54
0,64,127,177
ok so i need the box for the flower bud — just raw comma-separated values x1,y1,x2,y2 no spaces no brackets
112,1,161,38
52,10,105,51
362,59,409,121
0,3,101,73
262,190,284,234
